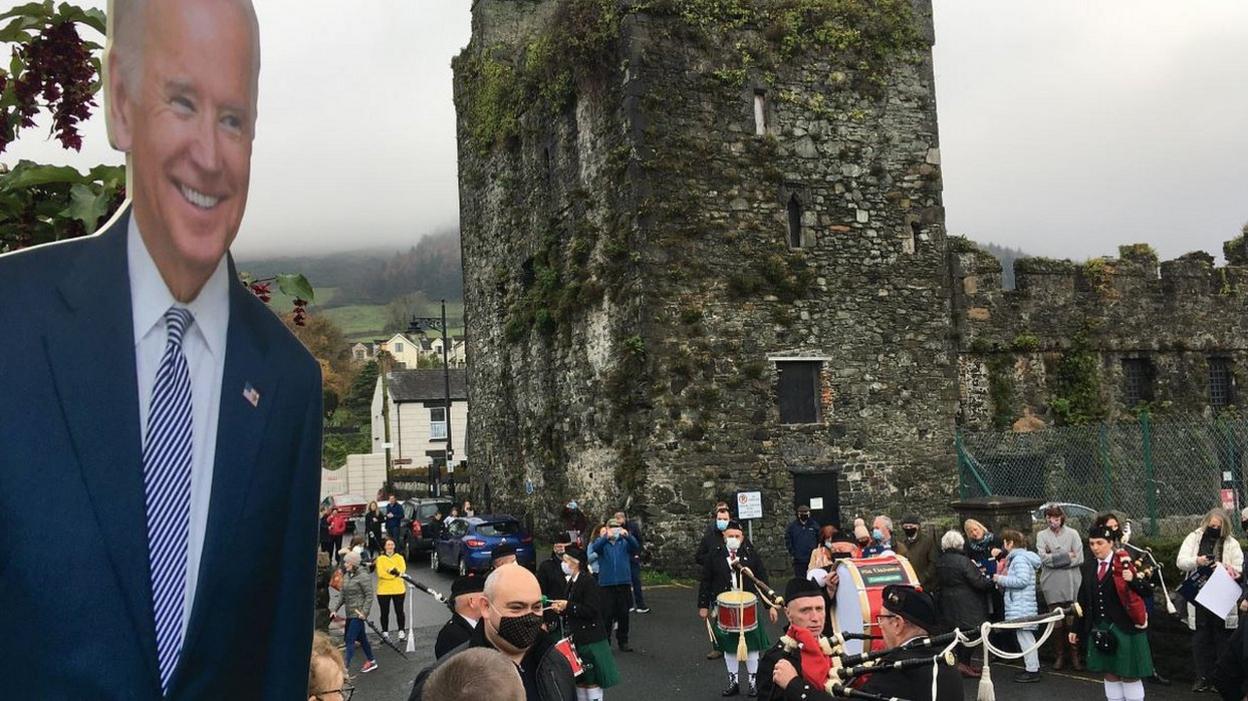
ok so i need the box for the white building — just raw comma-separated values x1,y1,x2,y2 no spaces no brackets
371,368,469,478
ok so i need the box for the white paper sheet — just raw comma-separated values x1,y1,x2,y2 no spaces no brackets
1195,564,1242,620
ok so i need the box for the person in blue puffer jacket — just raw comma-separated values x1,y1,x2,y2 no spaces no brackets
591,517,640,652
995,528,1044,684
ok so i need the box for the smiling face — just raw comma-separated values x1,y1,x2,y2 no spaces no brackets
107,0,257,298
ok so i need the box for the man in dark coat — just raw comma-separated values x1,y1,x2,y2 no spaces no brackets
537,532,572,628
773,585,963,701
411,565,574,701
696,503,732,659
901,514,938,589
434,575,485,660
784,505,821,578
757,578,827,700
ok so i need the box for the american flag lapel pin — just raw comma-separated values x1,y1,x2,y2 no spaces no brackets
243,382,260,407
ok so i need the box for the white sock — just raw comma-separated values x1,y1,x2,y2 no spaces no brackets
746,651,760,675
576,688,589,701
586,687,604,701
1121,680,1144,701
724,652,739,676
1104,680,1125,701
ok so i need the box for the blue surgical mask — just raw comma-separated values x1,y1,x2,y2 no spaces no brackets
872,528,885,542
716,519,729,531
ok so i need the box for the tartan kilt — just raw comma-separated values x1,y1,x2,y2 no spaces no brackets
1085,621,1154,679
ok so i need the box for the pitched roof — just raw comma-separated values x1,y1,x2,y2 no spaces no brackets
387,368,468,402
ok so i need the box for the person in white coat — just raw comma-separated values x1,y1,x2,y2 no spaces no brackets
1176,508,1243,693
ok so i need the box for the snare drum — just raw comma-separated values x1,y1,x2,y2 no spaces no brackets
553,636,585,677
715,590,759,633
833,554,921,657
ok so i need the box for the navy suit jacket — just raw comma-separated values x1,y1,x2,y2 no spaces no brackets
0,209,323,699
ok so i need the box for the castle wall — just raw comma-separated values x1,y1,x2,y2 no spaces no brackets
952,240,1248,429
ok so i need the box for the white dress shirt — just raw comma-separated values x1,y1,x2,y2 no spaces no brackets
129,217,230,637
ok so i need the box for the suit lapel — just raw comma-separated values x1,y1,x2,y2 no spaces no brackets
45,212,162,693
178,262,278,669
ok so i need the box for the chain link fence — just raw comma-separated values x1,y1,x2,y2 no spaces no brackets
957,411,1248,536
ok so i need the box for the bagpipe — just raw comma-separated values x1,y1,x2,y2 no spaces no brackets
779,602,1083,701
400,573,448,603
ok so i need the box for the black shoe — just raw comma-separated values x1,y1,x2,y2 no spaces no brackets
748,674,758,697
619,643,634,652
1013,671,1041,683
1192,678,1212,693
1148,672,1171,686
722,674,740,697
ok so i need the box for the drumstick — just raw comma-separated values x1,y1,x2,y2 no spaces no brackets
705,615,717,648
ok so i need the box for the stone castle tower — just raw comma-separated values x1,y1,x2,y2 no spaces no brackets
454,0,958,571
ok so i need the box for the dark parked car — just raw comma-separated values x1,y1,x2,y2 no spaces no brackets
431,515,535,576
403,497,454,559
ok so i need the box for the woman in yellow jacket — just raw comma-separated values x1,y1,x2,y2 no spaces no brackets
375,538,408,641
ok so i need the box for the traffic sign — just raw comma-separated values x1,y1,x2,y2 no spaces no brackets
737,491,763,520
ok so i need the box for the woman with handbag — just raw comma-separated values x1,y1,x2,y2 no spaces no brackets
1177,507,1244,693
1071,525,1153,701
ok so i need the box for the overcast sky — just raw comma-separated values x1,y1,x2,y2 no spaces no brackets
6,1,1246,261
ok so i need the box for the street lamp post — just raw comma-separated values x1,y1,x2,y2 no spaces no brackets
408,300,454,498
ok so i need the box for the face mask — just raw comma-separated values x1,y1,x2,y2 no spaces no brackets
825,540,834,549
725,537,741,551
490,609,545,650
1208,526,1222,538
560,561,573,576
902,526,918,539
871,528,885,542
610,527,622,539
799,514,808,522
567,502,577,510
716,519,729,531
1048,518,1062,530
1242,521,1248,533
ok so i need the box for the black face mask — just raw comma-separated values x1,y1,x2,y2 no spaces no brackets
902,527,919,539
1207,526,1222,538
492,612,545,650
799,515,808,522
1242,521,1248,533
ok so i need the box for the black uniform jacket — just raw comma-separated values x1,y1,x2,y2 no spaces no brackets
756,640,802,700
779,643,964,701
1074,554,1152,639
699,542,770,609
434,612,476,660
561,572,608,646
537,554,567,627
695,523,724,568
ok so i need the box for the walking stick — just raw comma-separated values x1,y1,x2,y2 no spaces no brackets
356,609,409,658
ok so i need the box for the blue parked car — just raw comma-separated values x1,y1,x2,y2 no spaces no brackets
431,515,536,576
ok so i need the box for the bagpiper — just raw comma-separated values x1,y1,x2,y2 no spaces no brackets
1071,524,1153,701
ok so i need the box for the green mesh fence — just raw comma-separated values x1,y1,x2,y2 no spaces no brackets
957,412,1248,536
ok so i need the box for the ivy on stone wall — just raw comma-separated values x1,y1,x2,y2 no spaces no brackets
1047,329,1106,426
457,0,925,154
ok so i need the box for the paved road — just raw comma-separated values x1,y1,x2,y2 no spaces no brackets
342,560,1193,701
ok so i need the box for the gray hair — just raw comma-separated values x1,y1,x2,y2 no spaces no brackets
941,529,965,552
107,0,261,100
874,515,894,532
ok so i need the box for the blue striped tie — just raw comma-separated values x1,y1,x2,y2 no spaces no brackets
143,307,194,694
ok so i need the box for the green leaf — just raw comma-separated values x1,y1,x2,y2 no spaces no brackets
237,271,256,285
65,182,108,231
2,161,86,189
0,3,53,24
0,16,39,43
275,273,315,303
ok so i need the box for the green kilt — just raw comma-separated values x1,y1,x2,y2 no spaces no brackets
713,603,772,653
576,639,620,688
1085,621,1154,679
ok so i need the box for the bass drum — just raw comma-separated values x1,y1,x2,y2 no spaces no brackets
833,554,921,657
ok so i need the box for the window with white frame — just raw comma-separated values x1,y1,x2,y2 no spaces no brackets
430,406,447,439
